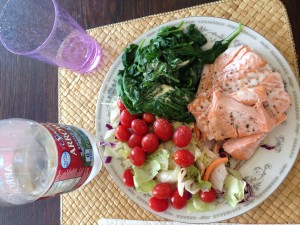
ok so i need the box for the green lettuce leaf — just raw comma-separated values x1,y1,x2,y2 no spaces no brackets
103,142,131,159
187,166,212,190
132,148,170,193
156,164,180,183
226,167,243,180
147,148,170,171
187,194,216,212
133,160,161,193
224,175,246,207
134,179,157,193
133,160,161,182
103,129,117,143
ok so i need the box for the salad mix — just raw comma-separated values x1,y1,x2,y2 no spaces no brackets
101,99,252,213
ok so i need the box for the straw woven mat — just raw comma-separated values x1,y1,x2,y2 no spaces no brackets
58,0,300,224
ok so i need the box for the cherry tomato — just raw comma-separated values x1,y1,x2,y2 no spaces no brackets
117,98,126,111
120,109,136,128
170,189,187,209
173,125,192,148
131,119,148,135
142,112,156,124
115,125,131,142
199,188,217,203
148,197,168,212
127,133,143,148
141,133,159,153
130,147,146,167
153,118,173,141
152,183,173,199
173,149,195,167
122,169,134,187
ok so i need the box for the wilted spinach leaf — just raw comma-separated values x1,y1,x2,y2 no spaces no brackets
117,22,242,122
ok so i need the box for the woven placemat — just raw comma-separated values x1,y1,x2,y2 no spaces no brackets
58,0,300,224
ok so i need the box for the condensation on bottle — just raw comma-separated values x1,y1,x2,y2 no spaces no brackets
0,118,102,206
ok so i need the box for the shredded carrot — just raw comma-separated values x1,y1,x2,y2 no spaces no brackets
193,122,201,140
203,157,229,181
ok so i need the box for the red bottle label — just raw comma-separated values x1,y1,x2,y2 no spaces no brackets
40,123,94,198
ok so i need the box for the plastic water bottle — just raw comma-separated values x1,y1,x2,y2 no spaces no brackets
0,118,102,206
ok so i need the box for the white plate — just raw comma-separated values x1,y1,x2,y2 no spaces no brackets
95,17,300,223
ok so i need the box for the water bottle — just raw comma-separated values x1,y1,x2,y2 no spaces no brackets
0,118,102,206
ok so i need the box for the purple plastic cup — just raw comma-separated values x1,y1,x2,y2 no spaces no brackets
0,0,102,73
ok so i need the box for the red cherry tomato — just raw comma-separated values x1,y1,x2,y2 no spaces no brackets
115,125,131,142
131,119,148,135
120,109,136,128
148,197,168,212
199,188,217,203
173,125,192,148
117,98,126,111
142,112,156,124
152,183,173,199
127,133,143,148
122,169,134,187
173,149,195,167
153,118,173,141
141,133,159,153
170,189,187,209
130,147,146,167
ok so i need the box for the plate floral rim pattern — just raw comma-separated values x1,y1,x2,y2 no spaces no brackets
95,17,300,223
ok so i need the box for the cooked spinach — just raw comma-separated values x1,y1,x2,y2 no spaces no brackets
117,22,242,122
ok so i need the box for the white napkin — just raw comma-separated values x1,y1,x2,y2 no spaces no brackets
99,219,189,225
99,219,298,225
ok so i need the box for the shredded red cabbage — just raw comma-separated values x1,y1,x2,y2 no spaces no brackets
260,144,275,150
106,123,113,130
186,191,192,200
105,156,112,164
219,151,228,158
99,141,116,147
240,179,255,203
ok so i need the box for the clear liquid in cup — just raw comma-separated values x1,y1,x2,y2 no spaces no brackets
58,31,102,73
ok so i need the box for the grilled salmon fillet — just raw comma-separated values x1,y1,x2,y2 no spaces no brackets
188,45,291,160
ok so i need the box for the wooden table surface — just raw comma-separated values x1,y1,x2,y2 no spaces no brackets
0,0,299,224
